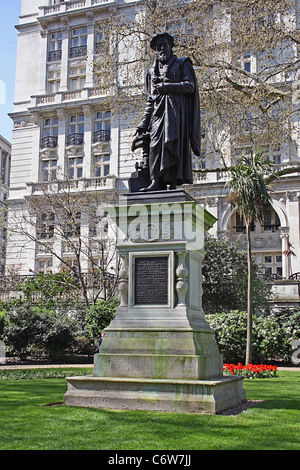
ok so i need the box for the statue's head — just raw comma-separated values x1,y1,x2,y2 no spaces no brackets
150,33,174,64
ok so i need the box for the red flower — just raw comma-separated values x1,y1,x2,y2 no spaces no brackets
223,363,277,378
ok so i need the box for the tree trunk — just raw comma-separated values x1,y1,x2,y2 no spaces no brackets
246,221,253,365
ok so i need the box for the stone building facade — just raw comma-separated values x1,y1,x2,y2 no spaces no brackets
0,136,11,275
5,0,300,307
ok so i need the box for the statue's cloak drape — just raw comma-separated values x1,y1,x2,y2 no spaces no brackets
139,54,201,184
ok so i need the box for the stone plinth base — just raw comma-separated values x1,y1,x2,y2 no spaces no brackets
93,328,223,381
64,192,247,414
64,375,246,414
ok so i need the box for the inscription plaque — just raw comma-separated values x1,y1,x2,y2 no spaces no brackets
134,256,169,305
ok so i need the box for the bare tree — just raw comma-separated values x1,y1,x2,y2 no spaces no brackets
8,182,120,306
94,0,300,167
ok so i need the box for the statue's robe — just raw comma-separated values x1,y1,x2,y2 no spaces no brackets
138,54,201,185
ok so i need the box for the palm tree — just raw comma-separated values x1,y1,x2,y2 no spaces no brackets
227,150,273,365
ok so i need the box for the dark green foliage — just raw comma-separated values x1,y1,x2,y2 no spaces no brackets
85,298,120,341
206,310,300,363
202,234,271,314
0,310,6,339
3,304,79,359
16,272,78,307
1,295,120,358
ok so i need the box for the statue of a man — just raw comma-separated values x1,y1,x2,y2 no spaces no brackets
135,32,201,192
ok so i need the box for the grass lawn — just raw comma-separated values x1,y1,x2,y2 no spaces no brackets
0,369,299,450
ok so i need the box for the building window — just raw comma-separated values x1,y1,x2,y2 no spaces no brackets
90,210,98,237
237,53,251,73
1,151,8,183
263,252,282,279
271,145,281,164
48,70,60,94
41,159,57,182
64,211,81,238
263,211,280,232
48,32,62,61
67,157,83,180
265,267,272,278
234,213,255,233
37,259,53,274
200,109,206,139
193,152,205,170
276,267,283,278
259,144,281,165
93,111,111,143
37,213,55,240
95,30,107,54
93,154,110,177
42,117,59,148
70,28,87,58
67,114,84,146
69,66,86,91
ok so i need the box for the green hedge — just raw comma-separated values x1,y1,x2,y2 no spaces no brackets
206,310,300,363
0,298,119,360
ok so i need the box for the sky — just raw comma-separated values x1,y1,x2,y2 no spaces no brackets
0,1,21,143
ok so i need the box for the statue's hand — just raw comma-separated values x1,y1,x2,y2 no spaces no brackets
155,84,167,95
152,76,162,85
135,127,146,136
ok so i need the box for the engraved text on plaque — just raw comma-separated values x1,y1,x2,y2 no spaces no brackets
134,256,169,305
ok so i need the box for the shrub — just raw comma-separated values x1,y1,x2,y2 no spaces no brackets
0,310,7,339
206,310,300,363
16,272,77,306
3,304,80,359
4,303,46,359
72,335,95,355
40,309,77,358
85,298,120,341
202,235,271,314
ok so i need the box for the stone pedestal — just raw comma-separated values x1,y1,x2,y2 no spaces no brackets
65,190,246,413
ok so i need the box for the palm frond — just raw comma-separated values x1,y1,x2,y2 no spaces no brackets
226,149,273,224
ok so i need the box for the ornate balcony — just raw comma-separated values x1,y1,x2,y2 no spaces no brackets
66,133,84,146
93,129,111,143
41,136,58,149
39,0,113,18
48,50,62,62
69,45,87,58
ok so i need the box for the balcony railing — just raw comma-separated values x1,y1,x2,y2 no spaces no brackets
0,271,116,301
28,175,118,195
41,136,58,149
48,50,62,62
262,224,280,232
69,45,87,58
40,0,113,17
66,133,84,146
93,129,111,143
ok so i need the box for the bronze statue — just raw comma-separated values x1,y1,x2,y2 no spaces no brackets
132,32,201,192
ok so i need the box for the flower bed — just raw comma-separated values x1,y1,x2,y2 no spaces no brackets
223,363,278,378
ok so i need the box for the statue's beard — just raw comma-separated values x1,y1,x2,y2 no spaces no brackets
157,50,171,64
